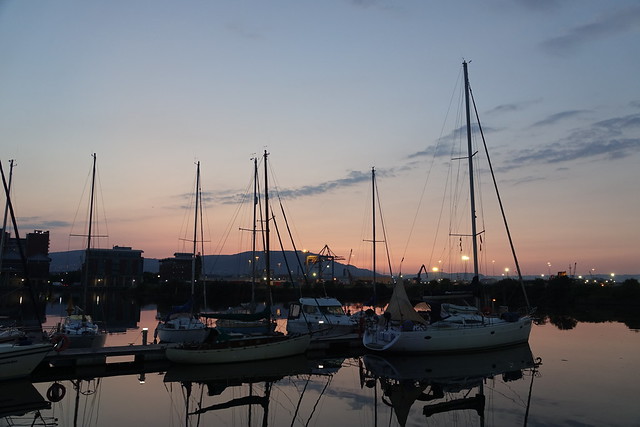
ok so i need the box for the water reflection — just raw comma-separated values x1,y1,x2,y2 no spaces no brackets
3,347,544,427
360,344,541,426
5,312,640,426
163,354,343,426
0,379,50,420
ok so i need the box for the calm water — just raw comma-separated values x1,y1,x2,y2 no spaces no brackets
3,304,640,427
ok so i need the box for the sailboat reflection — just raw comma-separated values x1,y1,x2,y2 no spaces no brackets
359,344,542,426
39,378,102,427
163,355,343,426
0,379,51,424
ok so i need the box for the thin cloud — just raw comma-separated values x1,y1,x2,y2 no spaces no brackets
593,113,640,133
276,170,371,199
486,99,541,115
407,123,497,159
407,143,450,160
530,110,590,128
487,103,522,114
215,168,387,204
15,218,70,231
505,118,640,169
541,6,640,55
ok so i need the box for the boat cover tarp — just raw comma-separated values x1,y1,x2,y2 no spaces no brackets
385,281,428,325
201,306,271,321
162,299,193,321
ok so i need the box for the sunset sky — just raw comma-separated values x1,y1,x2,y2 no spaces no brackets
1,1,639,277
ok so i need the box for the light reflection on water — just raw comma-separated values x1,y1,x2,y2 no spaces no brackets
6,305,640,426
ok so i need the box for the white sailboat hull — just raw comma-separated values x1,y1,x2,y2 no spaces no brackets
0,343,52,380
155,324,209,344
363,316,532,353
165,334,311,365
65,332,107,350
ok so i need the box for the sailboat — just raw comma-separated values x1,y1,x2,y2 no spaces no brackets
362,61,533,353
165,151,310,364
51,153,107,350
0,160,54,380
210,156,274,335
155,161,210,344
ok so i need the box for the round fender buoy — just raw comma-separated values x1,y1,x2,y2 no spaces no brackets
51,334,70,352
46,383,66,402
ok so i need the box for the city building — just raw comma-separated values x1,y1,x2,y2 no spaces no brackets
159,252,201,284
83,245,144,288
0,229,51,287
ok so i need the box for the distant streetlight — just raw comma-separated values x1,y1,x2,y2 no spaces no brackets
461,255,470,280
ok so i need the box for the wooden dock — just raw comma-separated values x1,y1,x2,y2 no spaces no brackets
31,336,363,383
32,344,174,383
44,343,172,364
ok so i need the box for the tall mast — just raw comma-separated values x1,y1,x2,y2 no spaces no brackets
0,161,45,330
192,161,200,298
0,159,15,278
251,157,258,306
84,153,97,309
87,154,96,253
263,150,270,288
371,167,377,302
463,61,479,278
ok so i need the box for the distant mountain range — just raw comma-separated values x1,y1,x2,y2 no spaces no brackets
48,250,374,280
47,250,638,282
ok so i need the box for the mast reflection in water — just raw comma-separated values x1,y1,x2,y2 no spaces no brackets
4,313,640,426
360,344,540,426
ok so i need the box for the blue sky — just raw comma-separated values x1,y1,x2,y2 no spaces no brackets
1,0,639,277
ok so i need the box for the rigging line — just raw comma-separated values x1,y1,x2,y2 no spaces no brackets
374,175,395,280
272,172,309,288
196,384,204,427
197,163,208,305
270,202,299,297
209,169,253,270
0,159,14,278
68,160,93,250
439,89,468,276
0,160,45,330
276,196,310,288
289,376,311,427
197,168,214,276
400,66,464,268
177,173,194,253
426,140,454,277
267,160,303,253
305,375,333,427
469,86,530,311
94,162,110,250
425,86,465,277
